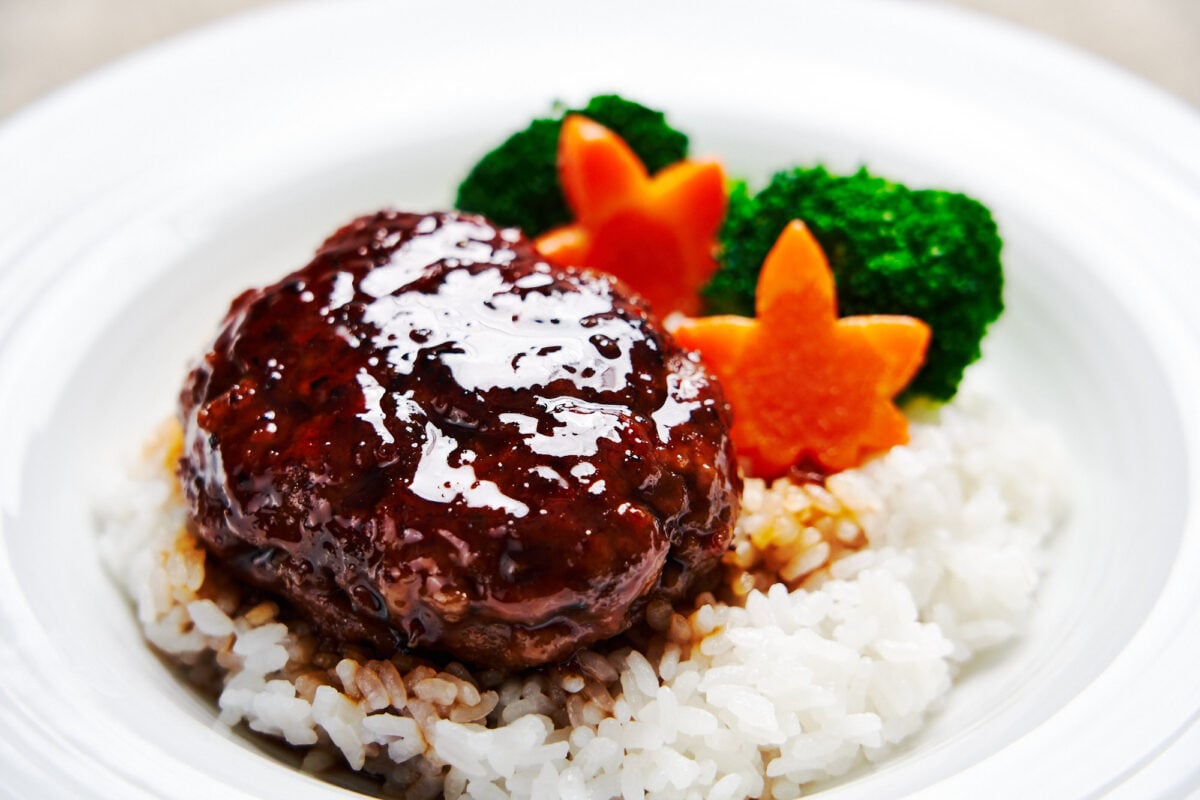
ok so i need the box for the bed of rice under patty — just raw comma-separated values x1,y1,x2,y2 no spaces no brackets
97,380,1069,800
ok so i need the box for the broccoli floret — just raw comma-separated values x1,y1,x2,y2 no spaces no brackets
705,166,1003,400
455,94,689,237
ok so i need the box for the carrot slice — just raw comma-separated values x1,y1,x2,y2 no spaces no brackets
557,116,646,223
535,115,726,316
672,221,931,477
671,314,756,371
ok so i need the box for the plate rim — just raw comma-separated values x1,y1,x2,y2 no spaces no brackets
3,1,1200,798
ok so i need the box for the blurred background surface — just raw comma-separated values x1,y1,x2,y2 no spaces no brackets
1,0,1198,117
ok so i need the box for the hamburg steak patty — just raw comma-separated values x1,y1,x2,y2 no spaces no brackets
178,210,740,668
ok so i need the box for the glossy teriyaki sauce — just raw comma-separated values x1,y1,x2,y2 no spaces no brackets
179,211,740,668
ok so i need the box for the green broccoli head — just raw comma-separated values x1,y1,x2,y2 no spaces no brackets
455,94,689,237
706,166,1004,400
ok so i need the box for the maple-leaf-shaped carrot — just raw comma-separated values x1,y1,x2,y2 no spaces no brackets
673,221,931,477
534,115,726,316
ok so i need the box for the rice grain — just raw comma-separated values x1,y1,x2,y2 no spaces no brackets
97,381,1068,800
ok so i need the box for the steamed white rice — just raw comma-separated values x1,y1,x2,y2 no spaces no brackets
97,380,1068,799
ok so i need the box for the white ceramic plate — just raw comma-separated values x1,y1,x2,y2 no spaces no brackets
3,1,1200,797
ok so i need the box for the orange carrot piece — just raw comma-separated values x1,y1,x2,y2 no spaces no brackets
534,115,726,317
673,314,756,372
557,116,645,223
838,317,934,396
531,227,590,268
672,221,931,477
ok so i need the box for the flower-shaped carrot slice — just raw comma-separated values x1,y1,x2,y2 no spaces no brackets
673,221,931,477
534,115,726,316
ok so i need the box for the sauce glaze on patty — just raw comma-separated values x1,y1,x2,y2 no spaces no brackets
179,210,740,668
